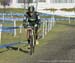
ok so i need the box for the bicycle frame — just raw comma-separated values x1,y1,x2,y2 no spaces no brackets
28,26,36,55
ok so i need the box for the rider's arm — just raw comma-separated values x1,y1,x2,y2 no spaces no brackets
23,13,29,28
36,12,41,27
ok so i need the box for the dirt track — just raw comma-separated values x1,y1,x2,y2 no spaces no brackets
15,23,75,63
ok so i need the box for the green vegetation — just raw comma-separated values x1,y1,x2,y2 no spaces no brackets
0,8,26,45
0,20,75,63
0,8,75,63
0,8,26,13
1,21,25,45
0,8,74,45
0,18,75,63
60,8,75,12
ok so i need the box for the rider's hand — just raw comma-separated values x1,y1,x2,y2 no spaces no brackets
35,24,38,27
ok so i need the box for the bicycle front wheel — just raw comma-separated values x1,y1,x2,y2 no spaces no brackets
30,34,35,55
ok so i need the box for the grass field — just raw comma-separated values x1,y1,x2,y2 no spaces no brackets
0,8,51,46
0,8,25,13
0,8,30,45
0,8,75,63
0,20,75,63
0,8,74,46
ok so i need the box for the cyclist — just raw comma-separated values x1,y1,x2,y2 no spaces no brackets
23,6,41,47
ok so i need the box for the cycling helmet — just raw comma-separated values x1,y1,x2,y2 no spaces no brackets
28,6,35,12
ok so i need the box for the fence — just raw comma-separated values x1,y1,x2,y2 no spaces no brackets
41,17,55,39
0,11,75,50
0,12,74,40
0,12,56,49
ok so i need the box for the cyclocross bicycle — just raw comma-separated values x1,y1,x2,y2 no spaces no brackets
28,24,37,55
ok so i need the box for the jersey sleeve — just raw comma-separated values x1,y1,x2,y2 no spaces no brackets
23,16,26,21
23,13,28,28
23,13,28,22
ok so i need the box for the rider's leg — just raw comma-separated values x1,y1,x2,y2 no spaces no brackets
27,29,30,44
27,29,30,48
36,26,39,39
35,27,39,45
27,28,33,48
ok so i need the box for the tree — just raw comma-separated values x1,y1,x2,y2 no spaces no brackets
1,0,10,7
0,0,11,13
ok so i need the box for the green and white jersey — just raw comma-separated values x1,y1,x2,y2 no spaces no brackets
23,12,40,27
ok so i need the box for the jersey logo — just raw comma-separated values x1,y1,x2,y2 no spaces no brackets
29,18,36,21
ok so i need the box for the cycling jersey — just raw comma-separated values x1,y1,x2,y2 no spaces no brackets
23,12,40,28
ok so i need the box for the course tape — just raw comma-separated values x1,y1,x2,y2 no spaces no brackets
0,18,23,21
0,41,28,48
0,13,24,16
0,26,23,32
0,13,51,16
0,18,53,21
